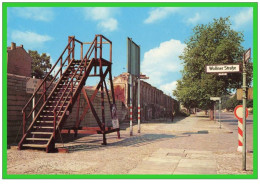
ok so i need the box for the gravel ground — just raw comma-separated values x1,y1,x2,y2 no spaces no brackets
7,114,254,175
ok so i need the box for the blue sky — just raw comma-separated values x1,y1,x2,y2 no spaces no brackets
7,7,253,96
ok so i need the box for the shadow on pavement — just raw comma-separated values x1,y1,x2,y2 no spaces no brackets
56,115,192,152
62,133,179,152
182,130,209,135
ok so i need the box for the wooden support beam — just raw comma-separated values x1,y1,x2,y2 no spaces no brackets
81,88,103,129
77,67,110,126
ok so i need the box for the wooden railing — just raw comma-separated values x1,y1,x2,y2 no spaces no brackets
21,36,82,135
21,35,112,138
52,35,112,138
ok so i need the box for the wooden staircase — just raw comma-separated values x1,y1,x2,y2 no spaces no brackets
18,35,117,152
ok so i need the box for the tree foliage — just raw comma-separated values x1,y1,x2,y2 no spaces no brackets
29,50,52,79
222,94,240,111
221,94,253,111
173,17,253,110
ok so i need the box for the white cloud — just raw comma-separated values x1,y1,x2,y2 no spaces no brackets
141,39,186,89
144,7,180,24
13,7,54,22
11,30,52,49
187,13,201,25
233,8,253,28
98,18,118,32
83,8,119,32
159,81,177,97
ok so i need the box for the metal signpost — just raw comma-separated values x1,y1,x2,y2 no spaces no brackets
210,97,221,128
206,49,250,171
127,37,140,136
26,76,43,121
241,48,251,170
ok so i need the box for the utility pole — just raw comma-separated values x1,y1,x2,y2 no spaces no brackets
242,48,250,171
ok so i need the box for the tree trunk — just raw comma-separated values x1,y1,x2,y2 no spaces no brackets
209,104,214,120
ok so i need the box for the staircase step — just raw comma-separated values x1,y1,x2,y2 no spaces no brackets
54,91,73,94
36,120,54,123
48,100,68,103
26,138,50,141
45,105,67,108
43,110,64,113
22,144,47,148
33,126,53,129
56,87,76,90
30,132,53,135
40,115,61,118
62,79,80,82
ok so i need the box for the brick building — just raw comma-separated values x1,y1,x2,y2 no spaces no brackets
113,73,177,121
7,42,32,77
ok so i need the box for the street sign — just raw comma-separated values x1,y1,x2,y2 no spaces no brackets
26,78,43,94
244,48,251,63
210,97,221,101
127,37,140,76
237,88,253,100
234,105,249,120
206,64,241,73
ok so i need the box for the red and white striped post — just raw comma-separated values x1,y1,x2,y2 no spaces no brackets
234,105,248,152
137,77,141,133
237,119,243,152
129,74,133,136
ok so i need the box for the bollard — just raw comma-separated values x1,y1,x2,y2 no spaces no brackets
237,119,243,152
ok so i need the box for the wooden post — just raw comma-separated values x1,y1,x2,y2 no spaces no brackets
68,36,71,65
81,43,83,60
23,111,26,135
43,81,46,103
60,57,63,78
53,111,56,139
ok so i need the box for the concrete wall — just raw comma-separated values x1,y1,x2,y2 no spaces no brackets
113,73,177,121
64,88,127,128
7,74,126,145
8,74,33,145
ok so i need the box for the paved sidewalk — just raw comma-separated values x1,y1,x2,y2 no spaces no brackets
127,113,253,175
129,148,217,174
7,113,254,175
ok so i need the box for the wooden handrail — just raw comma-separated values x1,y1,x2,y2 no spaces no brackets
24,45,75,119
22,39,74,113
53,37,97,117
22,35,113,138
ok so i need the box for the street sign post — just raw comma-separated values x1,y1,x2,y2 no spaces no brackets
210,97,221,128
127,37,141,135
241,48,251,171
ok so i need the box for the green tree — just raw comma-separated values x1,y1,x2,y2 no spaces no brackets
29,50,52,79
222,94,241,111
173,17,253,110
